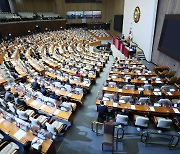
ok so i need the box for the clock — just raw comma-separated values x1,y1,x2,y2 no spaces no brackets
134,6,141,23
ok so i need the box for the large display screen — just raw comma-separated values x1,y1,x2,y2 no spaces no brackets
158,15,180,61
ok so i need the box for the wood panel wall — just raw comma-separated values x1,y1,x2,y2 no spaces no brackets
12,0,54,12
0,20,66,39
152,0,180,76
12,0,124,28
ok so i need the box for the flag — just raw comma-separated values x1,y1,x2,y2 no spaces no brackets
129,27,133,40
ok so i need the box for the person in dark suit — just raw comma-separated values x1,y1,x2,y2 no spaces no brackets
40,85,47,96
14,93,27,108
4,88,13,101
49,92,59,100
97,101,108,122
32,78,40,90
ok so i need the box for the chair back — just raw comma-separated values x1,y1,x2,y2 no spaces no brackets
7,102,16,114
104,122,115,135
30,117,40,127
124,84,135,90
17,109,28,120
104,93,114,100
135,116,149,127
120,96,131,102
161,85,170,92
157,119,172,129
144,85,152,91
46,122,56,134
158,99,172,107
138,97,150,105
108,82,117,88
116,114,128,125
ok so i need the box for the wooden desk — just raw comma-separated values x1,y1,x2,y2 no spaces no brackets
0,77,6,84
42,58,58,70
26,98,73,123
96,99,180,115
109,71,157,77
107,77,163,85
52,88,83,104
0,115,53,153
28,59,45,76
103,87,180,98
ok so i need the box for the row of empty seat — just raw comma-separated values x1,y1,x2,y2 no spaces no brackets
0,11,61,22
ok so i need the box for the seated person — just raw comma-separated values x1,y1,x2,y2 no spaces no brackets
0,84,6,96
14,93,27,107
49,92,59,100
32,78,40,90
157,93,166,101
4,88,13,101
40,85,48,96
97,101,108,122
138,91,144,100
144,80,153,90
75,71,81,77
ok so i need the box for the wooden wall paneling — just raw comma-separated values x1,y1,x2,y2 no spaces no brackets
152,0,180,76
0,20,66,39
13,0,54,13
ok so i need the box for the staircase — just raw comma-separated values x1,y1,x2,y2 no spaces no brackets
136,47,146,60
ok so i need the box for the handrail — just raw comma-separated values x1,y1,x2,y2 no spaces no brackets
141,131,180,149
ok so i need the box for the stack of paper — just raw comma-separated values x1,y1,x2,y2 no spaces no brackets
14,129,26,140
144,81,148,83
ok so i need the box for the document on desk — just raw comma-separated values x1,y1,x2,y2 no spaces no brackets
167,92,172,96
153,92,159,96
118,89,122,92
156,80,162,83
32,100,39,106
14,129,26,140
173,108,180,114
67,93,72,97
0,118,5,123
40,104,46,110
131,105,136,110
54,109,60,115
113,103,118,107
138,73,141,75
150,106,155,111
144,81,148,83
